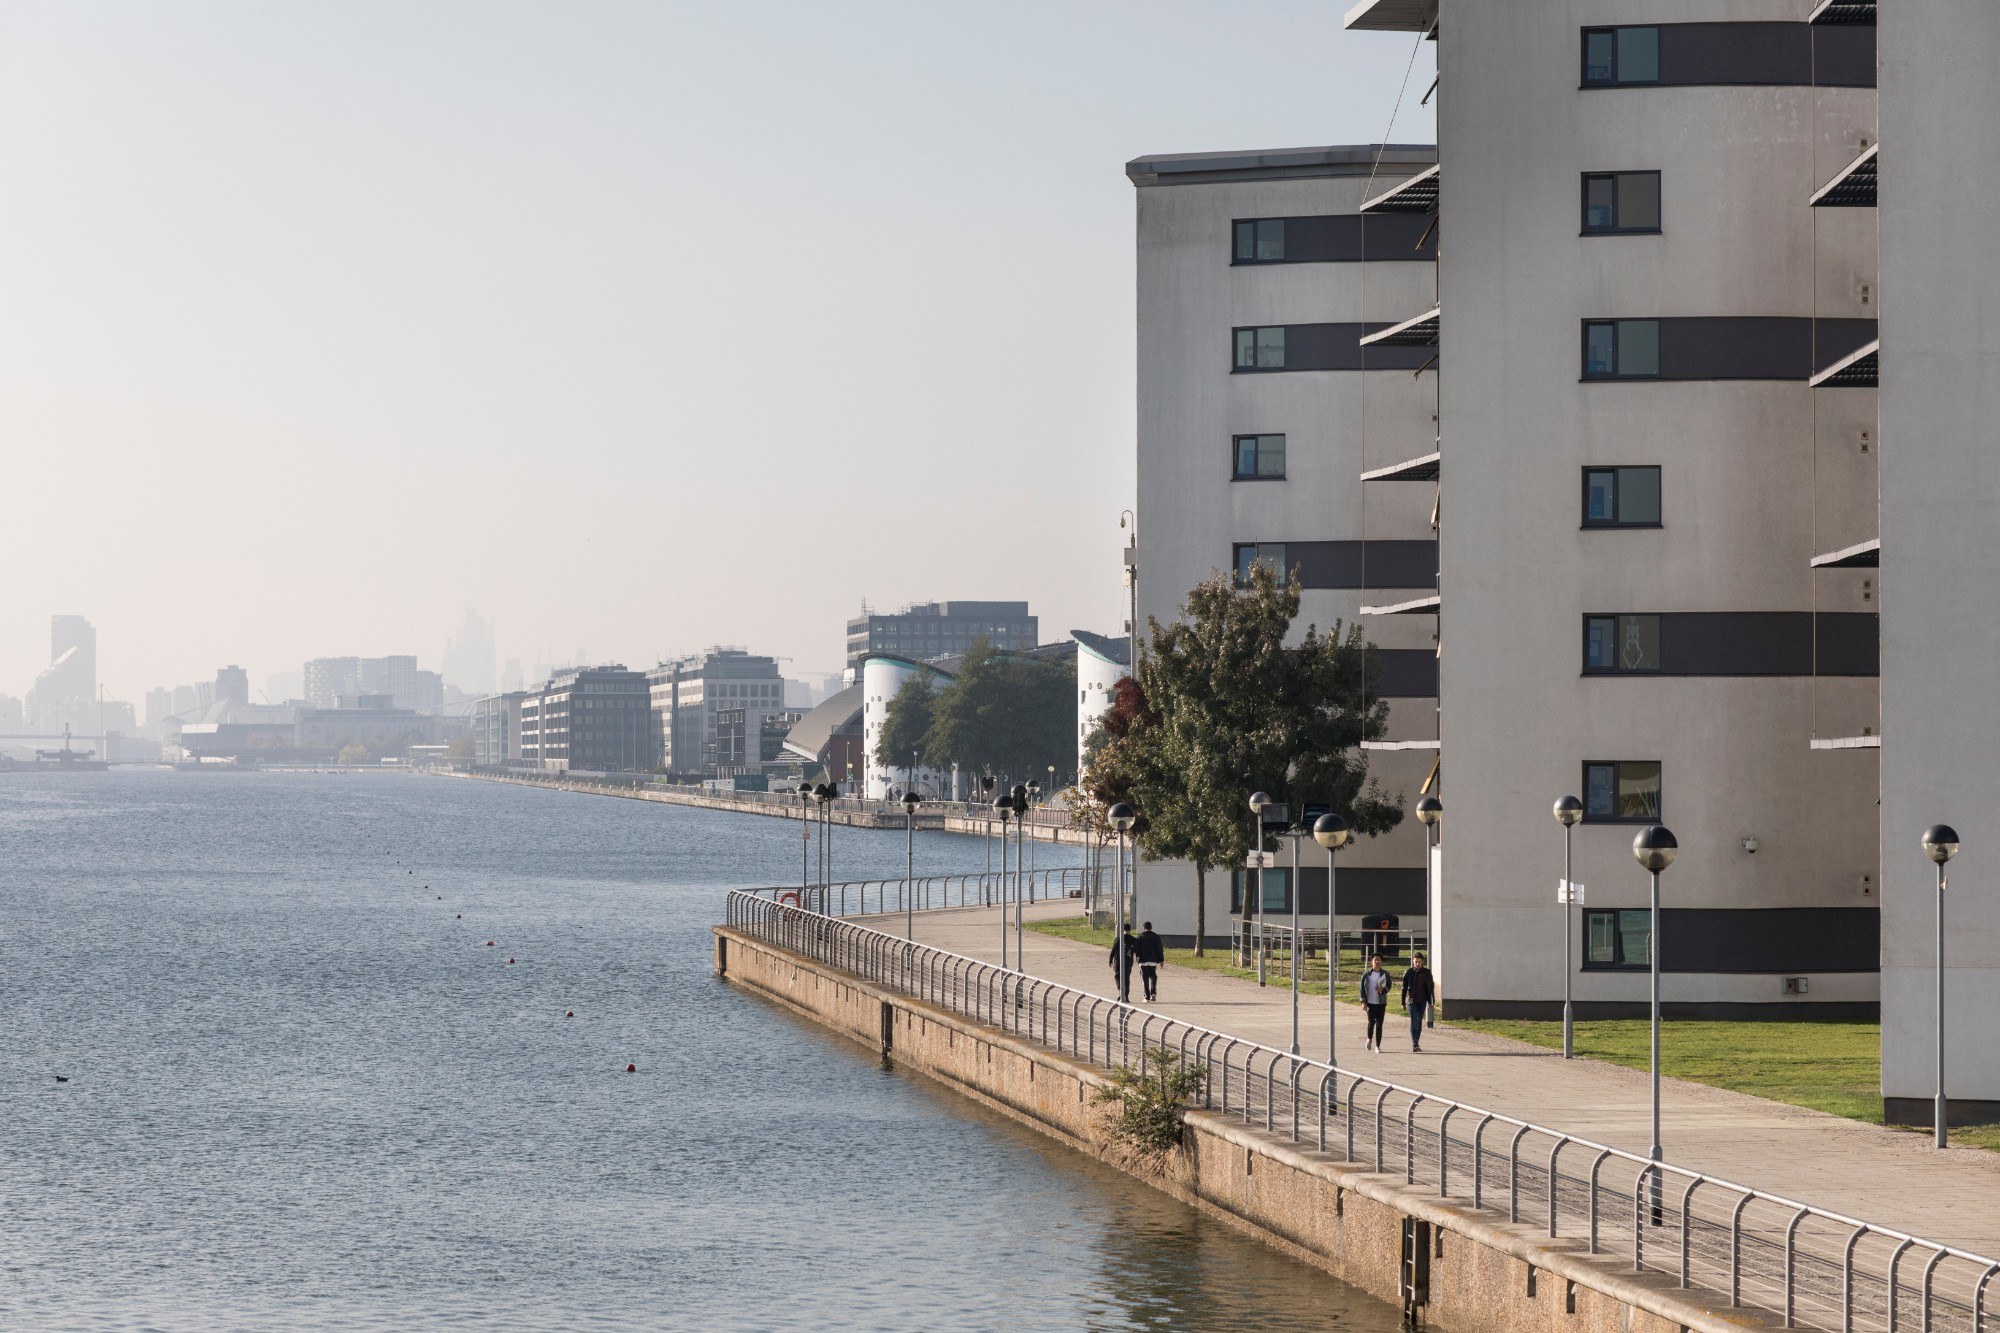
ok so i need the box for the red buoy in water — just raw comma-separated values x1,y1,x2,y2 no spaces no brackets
486,941,495,947
508,958,516,964
625,1063,636,1073
565,1011,574,1018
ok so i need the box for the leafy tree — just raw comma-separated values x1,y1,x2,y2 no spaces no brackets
874,671,940,784
921,639,1075,783
1094,1049,1207,1159
447,736,475,763
1095,564,1401,954
338,741,371,765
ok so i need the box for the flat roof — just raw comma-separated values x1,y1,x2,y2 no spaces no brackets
1360,306,1441,349
1809,340,1879,388
1809,0,1876,24
1126,143,1436,188
1810,537,1881,569
1344,0,1438,32
1810,143,1877,208
1360,452,1441,483
1360,594,1441,617
1362,163,1439,214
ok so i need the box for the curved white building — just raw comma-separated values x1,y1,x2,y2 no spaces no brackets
861,654,955,800
1073,630,1132,781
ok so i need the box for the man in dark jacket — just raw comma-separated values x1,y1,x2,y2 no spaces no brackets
1134,922,1166,1001
1109,928,1139,1001
1400,952,1437,1052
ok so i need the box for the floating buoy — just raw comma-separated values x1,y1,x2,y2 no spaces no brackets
455,914,461,920
486,941,495,947
625,1063,636,1073
508,958,515,964
565,1011,574,1018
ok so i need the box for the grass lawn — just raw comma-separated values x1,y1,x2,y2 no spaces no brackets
1028,917,2000,1151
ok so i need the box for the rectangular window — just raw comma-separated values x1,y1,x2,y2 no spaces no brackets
1583,761,1662,823
1583,909,1653,970
1582,26,1660,86
1233,218,1286,262
1232,434,1286,480
1232,543,1289,586
1582,171,1661,234
1582,466,1662,529
1234,326,1286,370
1583,615,1662,673
1582,320,1660,379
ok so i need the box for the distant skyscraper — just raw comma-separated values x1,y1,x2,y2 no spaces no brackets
444,610,497,697
215,665,250,707
501,658,525,692
27,615,97,730
144,688,173,735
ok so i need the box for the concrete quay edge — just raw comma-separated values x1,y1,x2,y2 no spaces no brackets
713,925,1780,1333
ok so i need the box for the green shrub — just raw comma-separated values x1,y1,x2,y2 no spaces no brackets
1094,1050,1207,1158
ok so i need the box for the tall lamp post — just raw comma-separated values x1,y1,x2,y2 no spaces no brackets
1109,802,1137,1002
815,783,834,913
1313,813,1350,1067
903,789,921,940
1554,795,1584,1057
1632,824,1678,1182
1012,784,1029,965
1924,824,1960,1149
1415,795,1442,1015
994,795,1013,969
1248,791,1273,983
798,782,813,902
1026,779,1041,906
1286,821,1305,1055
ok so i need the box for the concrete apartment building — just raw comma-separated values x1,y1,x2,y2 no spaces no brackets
844,601,1036,676
1196,0,1991,1122
470,691,528,766
647,649,785,777
519,665,649,773
302,656,444,712
1126,141,1444,941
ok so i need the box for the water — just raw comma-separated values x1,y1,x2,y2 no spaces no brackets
1,770,1401,1331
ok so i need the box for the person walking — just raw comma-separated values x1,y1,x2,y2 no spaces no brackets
1360,954,1391,1052
1401,951,1436,1053
1109,927,1139,1002
1135,921,1165,1001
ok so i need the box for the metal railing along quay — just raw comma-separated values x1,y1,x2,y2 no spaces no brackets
735,867,1090,918
723,890,2000,1333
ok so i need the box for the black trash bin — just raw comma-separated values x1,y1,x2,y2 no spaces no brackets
1361,913,1402,963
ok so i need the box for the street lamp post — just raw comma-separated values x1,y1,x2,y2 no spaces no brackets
1026,780,1041,906
815,783,833,913
1249,791,1273,983
798,782,813,903
994,795,1012,970
1554,795,1584,1058
1110,803,1137,1003
1313,814,1350,1067
903,789,921,940
1924,824,1960,1149
1012,785,1029,966
1632,824,1678,1190
1287,823,1303,1054
1415,795,1442,1016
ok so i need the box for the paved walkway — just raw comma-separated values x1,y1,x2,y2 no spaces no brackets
890,901,2000,1256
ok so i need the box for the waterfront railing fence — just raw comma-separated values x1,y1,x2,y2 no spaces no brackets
723,889,2000,1333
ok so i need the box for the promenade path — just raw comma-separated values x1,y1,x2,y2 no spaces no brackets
889,900,2000,1256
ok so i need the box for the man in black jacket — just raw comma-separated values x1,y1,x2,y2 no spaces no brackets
1135,922,1166,1001
1400,952,1437,1052
1109,928,1139,1002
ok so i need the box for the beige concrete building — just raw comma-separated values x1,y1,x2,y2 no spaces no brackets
1126,143,1443,943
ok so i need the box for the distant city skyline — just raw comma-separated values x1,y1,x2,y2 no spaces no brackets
0,3,1434,704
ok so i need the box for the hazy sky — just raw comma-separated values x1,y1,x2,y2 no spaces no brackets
0,2,1435,704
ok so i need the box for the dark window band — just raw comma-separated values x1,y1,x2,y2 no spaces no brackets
1236,539,1436,590
1232,867,1427,918
1232,213,1437,265
1233,323,1437,373
1583,317,1877,381
1582,612,1877,677
1582,22,1875,90
1587,907,1879,974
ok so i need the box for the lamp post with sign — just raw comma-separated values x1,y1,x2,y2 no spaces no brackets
1555,795,1584,1058
1248,792,1275,984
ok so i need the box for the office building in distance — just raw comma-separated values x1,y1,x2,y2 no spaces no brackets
844,601,1036,675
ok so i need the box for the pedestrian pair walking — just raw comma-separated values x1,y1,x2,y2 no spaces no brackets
1109,922,1165,1001
1360,951,1436,1053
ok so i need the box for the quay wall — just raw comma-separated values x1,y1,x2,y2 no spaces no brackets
713,925,1780,1333
443,769,1093,844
